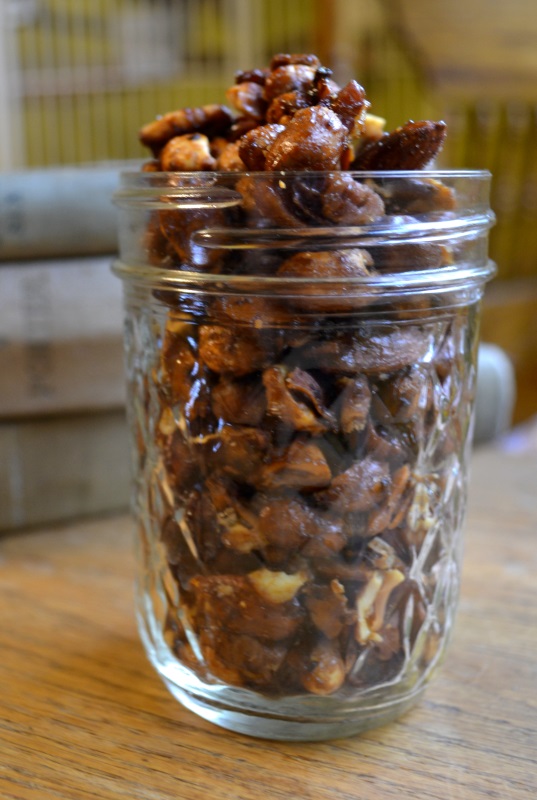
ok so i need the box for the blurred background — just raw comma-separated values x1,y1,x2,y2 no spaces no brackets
1,0,536,529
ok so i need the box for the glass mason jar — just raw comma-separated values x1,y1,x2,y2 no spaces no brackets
113,169,495,741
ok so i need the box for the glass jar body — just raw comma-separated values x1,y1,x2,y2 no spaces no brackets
115,170,494,740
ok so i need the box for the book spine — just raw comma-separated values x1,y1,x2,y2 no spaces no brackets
0,255,126,417
0,166,123,260
0,410,131,531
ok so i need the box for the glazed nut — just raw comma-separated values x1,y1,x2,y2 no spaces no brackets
160,133,216,172
262,364,334,434
238,123,286,171
215,142,246,172
329,79,370,136
264,106,349,171
226,81,267,120
300,642,346,695
264,64,317,102
258,438,332,491
190,574,305,642
352,119,447,170
139,103,233,153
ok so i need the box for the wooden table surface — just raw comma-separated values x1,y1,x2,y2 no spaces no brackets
1,446,536,800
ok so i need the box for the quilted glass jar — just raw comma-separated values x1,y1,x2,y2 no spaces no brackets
113,170,495,740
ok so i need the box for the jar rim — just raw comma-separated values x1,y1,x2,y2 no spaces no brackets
113,168,495,298
114,168,492,205
112,258,497,298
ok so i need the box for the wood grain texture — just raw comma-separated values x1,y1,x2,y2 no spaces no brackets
1,447,536,800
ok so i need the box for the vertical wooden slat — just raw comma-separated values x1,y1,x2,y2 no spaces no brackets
0,0,26,168
514,105,537,277
489,104,529,279
313,0,336,67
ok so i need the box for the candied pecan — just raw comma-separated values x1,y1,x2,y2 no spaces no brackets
258,438,332,491
184,376,214,433
161,515,200,573
329,80,369,136
264,106,349,171
209,137,230,162
212,375,266,426
238,123,286,171
304,580,353,639
226,81,267,120
234,67,269,85
373,366,425,423
370,177,456,214
200,628,288,687
163,429,201,496
320,174,385,224
208,295,290,330
318,456,390,514
257,494,346,557
160,133,216,172
190,573,305,641
258,496,312,552
184,486,225,563
368,241,447,273
206,425,270,484
365,423,413,466
278,249,373,281
228,115,259,141
236,175,305,228
215,142,246,172
404,480,437,549
264,64,316,103
263,364,335,434
370,625,402,663
160,321,196,403
276,249,375,313
284,174,384,226
199,324,276,376
266,90,312,125
312,66,340,103
196,477,264,555
336,375,372,435
312,552,372,584
367,463,412,535
286,367,336,424
299,640,346,695
352,120,447,170
160,204,226,269
296,327,431,375
139,104,234,155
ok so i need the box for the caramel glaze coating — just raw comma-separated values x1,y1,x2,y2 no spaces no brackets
264,106,348,171
352,120,447,171
139,104,234,157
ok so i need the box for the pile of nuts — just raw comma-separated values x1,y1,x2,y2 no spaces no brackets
133,53,470,696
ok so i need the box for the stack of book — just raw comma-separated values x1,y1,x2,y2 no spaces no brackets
0,165,132,531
